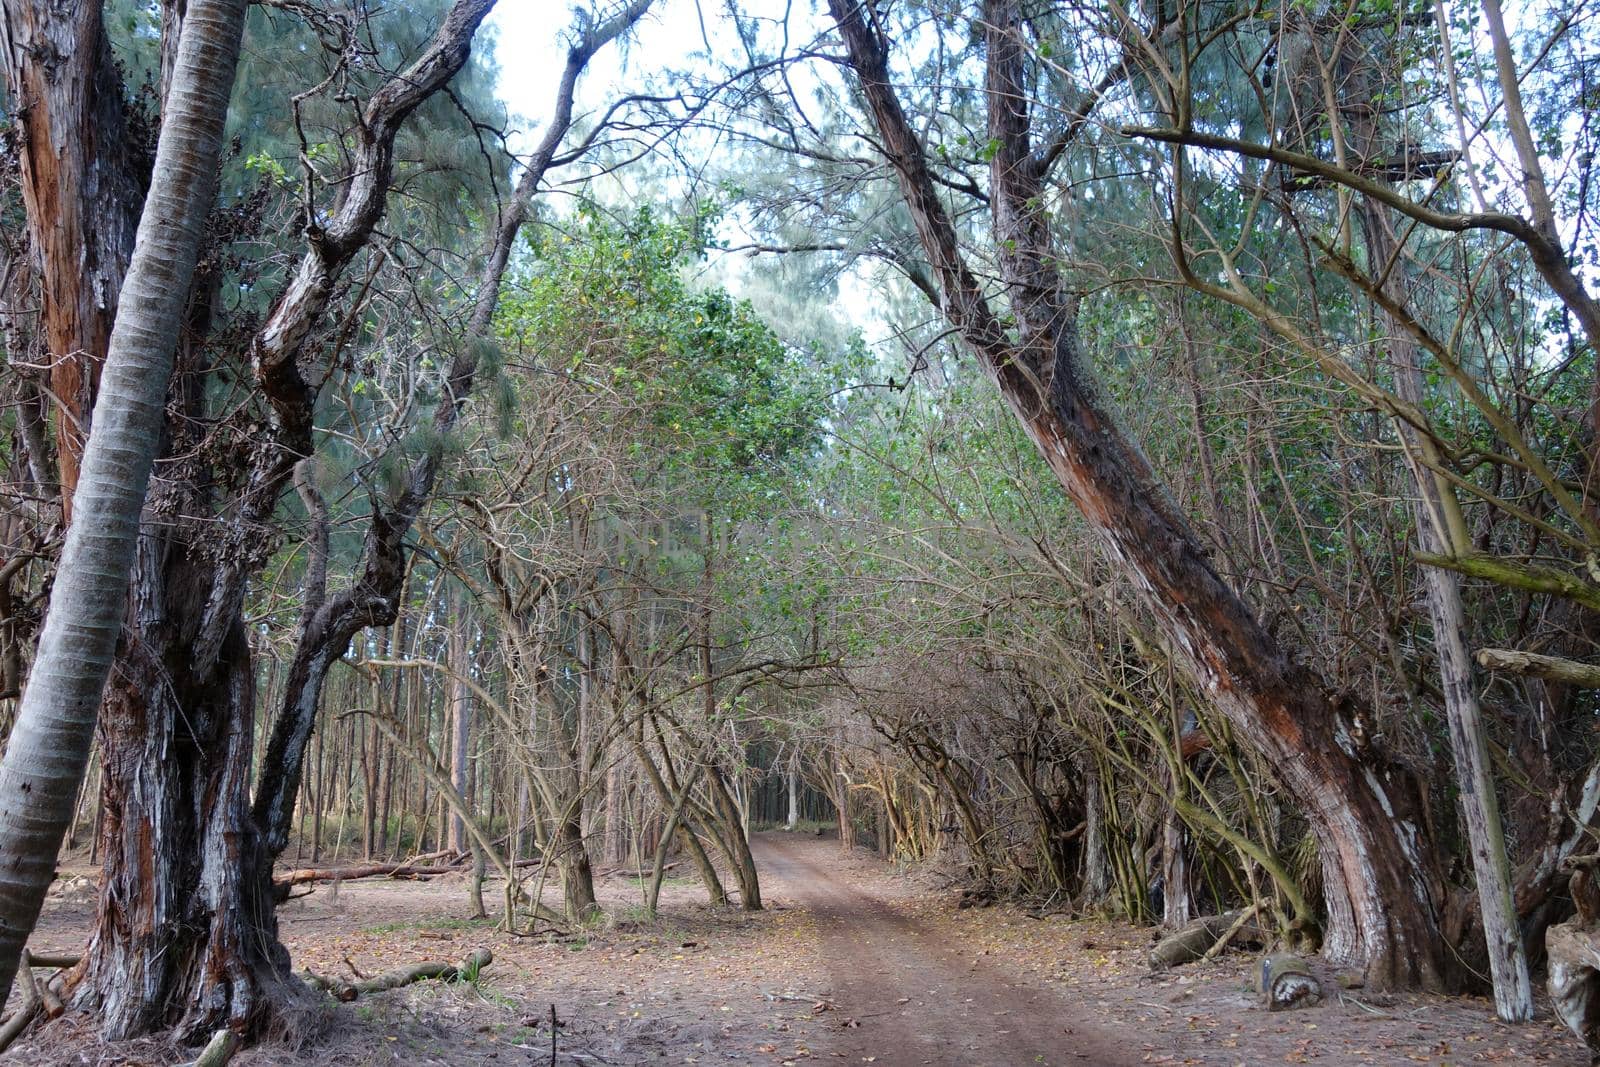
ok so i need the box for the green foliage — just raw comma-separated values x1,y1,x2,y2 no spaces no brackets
496,206,837,513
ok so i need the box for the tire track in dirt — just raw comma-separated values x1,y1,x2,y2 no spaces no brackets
754,834,1138,1067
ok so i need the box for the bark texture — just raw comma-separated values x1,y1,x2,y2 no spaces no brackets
0,0,247,1011
0,3,144,510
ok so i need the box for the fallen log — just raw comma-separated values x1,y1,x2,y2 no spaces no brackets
1149,908,1268,970
275,861,467,890
305,948,492,1002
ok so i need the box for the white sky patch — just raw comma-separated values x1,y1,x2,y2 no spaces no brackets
486,1,896,351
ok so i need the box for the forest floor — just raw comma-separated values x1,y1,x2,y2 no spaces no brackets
9,832,1590,1066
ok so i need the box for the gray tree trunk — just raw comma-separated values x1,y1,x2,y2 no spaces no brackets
1363,202,1534,1020
0,0,246,1007
447,593,473,855
785,748,801,831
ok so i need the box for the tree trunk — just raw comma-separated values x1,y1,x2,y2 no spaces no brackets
361,719,377,860
1083,760,1110,902
84,622,300,1038
706,765,762,910
82,2,504,1039
553,812,597,923
604,750,626,864
828,0,1447,987
447,595,472,855
248,0,647,897
832,763,855,852
1161,802,1193,929
1361,200,1533,1017
0,2,144,513
0,0,247,1011
785,749,801,831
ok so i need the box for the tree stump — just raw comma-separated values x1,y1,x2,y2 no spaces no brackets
1549,855,1600,1062
1257,953,1321,1011
1548,923,1600,1060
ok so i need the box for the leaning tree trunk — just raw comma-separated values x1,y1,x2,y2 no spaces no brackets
828,0,1447,987
249,0,650,901
0,0,246,1009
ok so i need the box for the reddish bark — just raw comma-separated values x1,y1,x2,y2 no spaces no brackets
0,4,143,511
827,0,1447,987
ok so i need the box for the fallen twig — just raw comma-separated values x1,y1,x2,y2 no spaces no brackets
0,967,39,1054
760,990,833,1003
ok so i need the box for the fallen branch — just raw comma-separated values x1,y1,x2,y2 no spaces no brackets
22,952,79,971
1203,902,1264,961
1476,647,1600,689
187,1029,239,1067
0,965,38,1054
305,948,492,1002
0,947,80,1054
275,861,467,890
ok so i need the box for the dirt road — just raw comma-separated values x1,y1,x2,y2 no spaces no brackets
754,834,1137,1067
15,834,1585,1065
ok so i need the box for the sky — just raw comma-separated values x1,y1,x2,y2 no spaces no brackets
487,1,772,147
481,0,891,347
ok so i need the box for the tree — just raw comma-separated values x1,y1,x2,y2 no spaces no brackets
824,0,1449,986
0,0,247,1010
79,0,503,1038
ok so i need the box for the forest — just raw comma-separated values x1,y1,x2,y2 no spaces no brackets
2,0,1600,1063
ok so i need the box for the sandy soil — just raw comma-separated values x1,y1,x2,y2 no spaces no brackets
6,832,1591,1065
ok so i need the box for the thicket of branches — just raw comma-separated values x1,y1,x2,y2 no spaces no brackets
2,0,1600,1047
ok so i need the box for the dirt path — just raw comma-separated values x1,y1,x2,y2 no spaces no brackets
754,834,1136,1066
12,834,1589,1064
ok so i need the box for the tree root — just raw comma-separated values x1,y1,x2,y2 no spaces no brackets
304,948,492,1002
